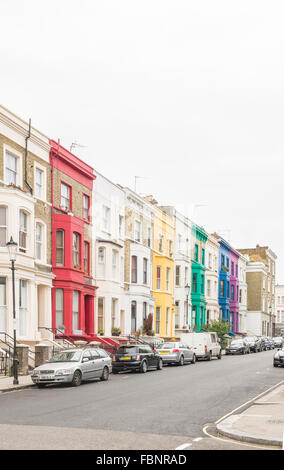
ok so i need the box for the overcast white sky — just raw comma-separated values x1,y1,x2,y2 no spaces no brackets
1,1,283,280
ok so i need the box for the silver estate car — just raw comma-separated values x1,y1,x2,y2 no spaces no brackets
156,342,196,365
31,348,112,388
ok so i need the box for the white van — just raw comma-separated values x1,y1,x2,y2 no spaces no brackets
180,332,222,361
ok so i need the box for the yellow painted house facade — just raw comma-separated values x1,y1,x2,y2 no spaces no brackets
149,199,175,338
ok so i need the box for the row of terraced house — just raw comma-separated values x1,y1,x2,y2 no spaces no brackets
0,106,278,354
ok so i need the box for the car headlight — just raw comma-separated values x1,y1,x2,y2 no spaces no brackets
55,369,73,376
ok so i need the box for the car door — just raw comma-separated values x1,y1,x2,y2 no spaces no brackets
81,350,95,380
180,343,190,362
144,345,156,368
90,348,104,377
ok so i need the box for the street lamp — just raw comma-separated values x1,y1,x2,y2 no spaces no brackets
185,284,190,327
6,236,18,385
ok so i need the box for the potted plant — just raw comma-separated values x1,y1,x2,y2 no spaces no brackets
98,329,104,336
111,327,121,337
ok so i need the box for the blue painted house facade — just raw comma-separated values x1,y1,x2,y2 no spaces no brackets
214,235,231,326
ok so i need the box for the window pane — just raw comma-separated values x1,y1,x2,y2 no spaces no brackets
56,230,64,265
56,289,64,329
73,291,79,332
0,207,7,247
5,152,17,185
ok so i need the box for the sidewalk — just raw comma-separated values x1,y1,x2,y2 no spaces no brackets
0,375,34,393
217,384,284,447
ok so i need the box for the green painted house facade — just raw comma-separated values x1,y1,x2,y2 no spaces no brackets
191,224,208,332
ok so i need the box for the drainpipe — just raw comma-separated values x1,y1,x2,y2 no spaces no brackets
25,118,33,194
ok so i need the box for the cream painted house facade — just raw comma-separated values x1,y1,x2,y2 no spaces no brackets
238,253,248,333
0,106,54,345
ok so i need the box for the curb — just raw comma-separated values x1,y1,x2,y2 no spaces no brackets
0,383,35,393
216,415,282,447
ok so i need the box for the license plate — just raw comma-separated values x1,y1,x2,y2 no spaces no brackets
121,357,131,360
159,351,169,354
41,375,53,380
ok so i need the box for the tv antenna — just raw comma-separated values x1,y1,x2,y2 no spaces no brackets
70,141,87,153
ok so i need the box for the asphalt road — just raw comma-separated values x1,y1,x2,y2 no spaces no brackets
0,349,283,450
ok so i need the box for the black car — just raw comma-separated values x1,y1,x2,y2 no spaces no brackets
225,339,250,355
112,344,163,374
273,348,284,367
244,336,262,352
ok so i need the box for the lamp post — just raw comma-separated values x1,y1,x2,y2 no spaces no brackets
6,236,18,385
269,305,272,337
185,284,190,328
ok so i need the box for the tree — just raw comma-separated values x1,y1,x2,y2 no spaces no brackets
202,320,231,349
143,313,154,336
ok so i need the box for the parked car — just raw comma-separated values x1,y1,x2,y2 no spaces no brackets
180,332,222,361
155,342,196,365
257,336,267,351
273,347,284,367
273,337,284,349
244,336,262,352
112,344,163,374
31,348,112,388
225,339,250,355
264,337,275,350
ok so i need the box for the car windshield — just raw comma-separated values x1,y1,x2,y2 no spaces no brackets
117,346,139,354
48,350,82,363
230,341,242,346
157,343,177,349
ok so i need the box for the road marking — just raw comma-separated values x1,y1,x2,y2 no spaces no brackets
175,443,192,450
193,437,203,442
215,378,284,425
203,424,278,450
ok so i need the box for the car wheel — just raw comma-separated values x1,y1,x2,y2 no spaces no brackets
218,350,222,360
274,363,278,368
71,370,82,387
140,360,148,373
178,355,185,366
191,354,196,364
100,366,109,381
207,352,212,361
157,359,163,370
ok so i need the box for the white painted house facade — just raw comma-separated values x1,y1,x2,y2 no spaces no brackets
93,172,126,336
124,188,155,335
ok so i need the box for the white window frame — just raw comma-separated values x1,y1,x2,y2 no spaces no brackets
0,206,7,248
19,209,29,253
98,247,105,278
112,249,118,280
102,205,110,232
134,219,142,243
35,220,46,263
34,163,46,201
4,146,23,188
